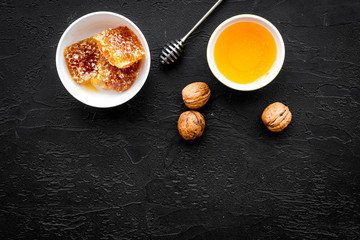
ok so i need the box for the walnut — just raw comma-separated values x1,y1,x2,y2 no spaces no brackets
262,102,292,132
182,82,211,109
178,111,205,140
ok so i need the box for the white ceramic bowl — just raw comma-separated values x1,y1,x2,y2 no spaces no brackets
56,11,151,108
207,14,285,91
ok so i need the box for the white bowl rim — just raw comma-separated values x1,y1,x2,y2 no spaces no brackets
55,11,151,108
207,14,285,91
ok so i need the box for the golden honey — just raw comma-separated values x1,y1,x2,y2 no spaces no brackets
214,22,277,84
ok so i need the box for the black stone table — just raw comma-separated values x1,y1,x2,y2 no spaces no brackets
1,0,360,239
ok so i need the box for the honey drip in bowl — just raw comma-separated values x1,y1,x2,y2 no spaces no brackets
214,22,277,84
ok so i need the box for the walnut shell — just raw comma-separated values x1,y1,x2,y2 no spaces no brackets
182,82,211,109
178,111,205,140
262,102,292,132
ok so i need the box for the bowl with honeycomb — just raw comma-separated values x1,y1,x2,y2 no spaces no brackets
56,11,151,108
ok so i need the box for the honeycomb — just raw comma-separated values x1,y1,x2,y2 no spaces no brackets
63,26,145,92
94,26,145,69
95,56,141,92
64,38,100,85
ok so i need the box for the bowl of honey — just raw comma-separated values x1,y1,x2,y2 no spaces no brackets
56,12,151,108
207,14,285,91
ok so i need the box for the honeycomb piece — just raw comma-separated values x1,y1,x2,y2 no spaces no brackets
94,26,145,69
94,55,141,92
64,38,101,85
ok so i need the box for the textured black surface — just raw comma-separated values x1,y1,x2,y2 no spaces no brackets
1,0,360,239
